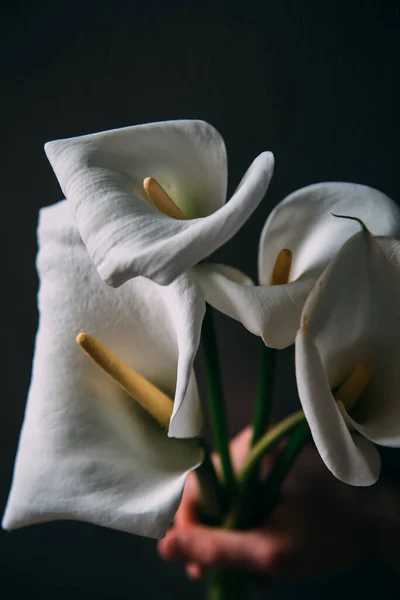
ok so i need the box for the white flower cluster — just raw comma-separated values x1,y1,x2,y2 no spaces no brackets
3,120,400,539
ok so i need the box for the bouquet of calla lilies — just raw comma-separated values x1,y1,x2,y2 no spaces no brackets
3,120,400,599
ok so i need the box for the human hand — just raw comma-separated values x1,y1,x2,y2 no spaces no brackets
158,426,382,581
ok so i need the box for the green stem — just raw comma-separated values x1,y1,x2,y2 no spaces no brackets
252,343,277,446
239,343,277,521
249,420,311,527
205,416,310,598
195,444,225,524
240,409,305,485
223,410,306,530
201,304,236,496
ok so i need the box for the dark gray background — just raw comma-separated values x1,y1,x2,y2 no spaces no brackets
1,1,399,598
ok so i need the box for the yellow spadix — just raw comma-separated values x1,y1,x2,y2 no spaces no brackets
76,332,173,429
334,361,374,412
269,248,292,286
144,177,186,220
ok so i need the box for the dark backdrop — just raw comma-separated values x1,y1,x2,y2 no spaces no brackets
1,1,399,598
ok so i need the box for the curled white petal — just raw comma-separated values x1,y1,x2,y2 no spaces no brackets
295,329,381,486
2,200,204,538
163,277,205,438
334,237,400,447
259,182,400,285
296,230,400,484
45,120,274,286
193,263,316,348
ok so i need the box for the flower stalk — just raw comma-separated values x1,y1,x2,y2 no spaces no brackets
241,409,306,487
222,410,306,531
249,420,311,528
252,248,291,447
201,304,236,496
195,446,225,524
251,343,277,446
206,419,310,600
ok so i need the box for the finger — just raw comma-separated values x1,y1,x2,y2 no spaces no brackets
159,537,205,580
158,525,292,575
229,426,253,471
174,473,200,528
185,562,204,580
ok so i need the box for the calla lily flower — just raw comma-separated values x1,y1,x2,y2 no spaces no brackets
3,200,205,538
193,183,400,348
296,224,400,486
44,119,274,287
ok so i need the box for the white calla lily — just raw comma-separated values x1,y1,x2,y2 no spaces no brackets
2,200,205,538
193,183,400,348
44,119,274,287
295,226,400,486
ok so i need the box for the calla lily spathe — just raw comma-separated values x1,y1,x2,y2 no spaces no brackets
44,119,274,287
2,200,204,539
193,183,400,348
296,227,400,486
